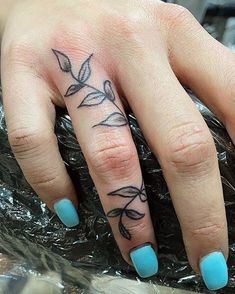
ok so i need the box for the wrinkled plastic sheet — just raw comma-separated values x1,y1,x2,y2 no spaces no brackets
1,86,235,293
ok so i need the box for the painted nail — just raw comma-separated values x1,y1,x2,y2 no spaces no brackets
130,244,158,278
200,252,228,290
53,198,79,228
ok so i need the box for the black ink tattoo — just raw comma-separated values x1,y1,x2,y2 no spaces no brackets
107,181,147,240
52,49,128,128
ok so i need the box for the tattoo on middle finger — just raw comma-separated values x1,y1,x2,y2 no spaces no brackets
107,180,147,240
52,49,128,128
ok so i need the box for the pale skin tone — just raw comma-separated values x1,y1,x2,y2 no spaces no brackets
0,0,234,277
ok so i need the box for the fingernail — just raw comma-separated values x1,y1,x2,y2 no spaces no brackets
200,252,228,290
130,244,158,278
53,198,79,228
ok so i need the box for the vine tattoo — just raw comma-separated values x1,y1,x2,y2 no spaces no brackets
107,181,147,240
52,49,128,128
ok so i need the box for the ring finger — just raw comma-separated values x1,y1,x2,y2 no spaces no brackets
51,49,158,278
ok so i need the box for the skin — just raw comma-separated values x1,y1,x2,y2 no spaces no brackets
0,0,234,275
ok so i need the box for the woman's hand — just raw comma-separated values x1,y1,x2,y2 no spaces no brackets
1,0,234,290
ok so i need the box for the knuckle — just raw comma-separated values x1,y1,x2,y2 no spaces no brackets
119,15,145,37
163,123,216,174
8,127,52,159
187,222,226,239
51,25,81,52
3,37,37,66
89,140,137,179
165,4,193,27
125,220,147,237
105,12,142,36
158,3,195,33
100,8,152,54
30,169,60,189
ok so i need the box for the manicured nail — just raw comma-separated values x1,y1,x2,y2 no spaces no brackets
130,244,158,278
53,198,79,228
200,252,228,290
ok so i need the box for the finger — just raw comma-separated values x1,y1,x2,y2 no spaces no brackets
51,49,158,278
119,50,228,290
165,4,235,143
1,43,79,228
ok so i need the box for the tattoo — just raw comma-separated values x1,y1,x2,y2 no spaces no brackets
107,181,147,240
52,49,128,128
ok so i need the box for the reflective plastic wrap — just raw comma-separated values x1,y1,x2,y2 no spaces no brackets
1,87,235,294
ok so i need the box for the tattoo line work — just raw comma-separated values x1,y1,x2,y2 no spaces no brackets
107,181,147,240
52,49,128,128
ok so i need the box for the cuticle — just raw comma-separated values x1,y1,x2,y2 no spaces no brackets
198,249,224,272
129,242,154,256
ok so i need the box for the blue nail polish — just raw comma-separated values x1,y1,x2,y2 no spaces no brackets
200,252,228,290
53,198,79,228
130,244,158,278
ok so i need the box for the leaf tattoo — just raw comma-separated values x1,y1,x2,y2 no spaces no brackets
107,208,123,217
104,80,115,101
52,49,128,128
78,54,92,83
107,181,147,240
52,49,71,72
108,186,140,198
125,209,145,220
93,112,127,128
79,92,106,107
119,222,131,240
65,84,85,97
